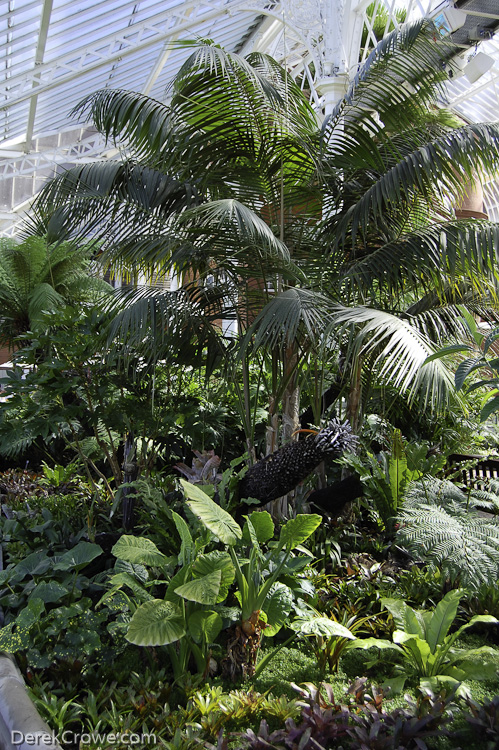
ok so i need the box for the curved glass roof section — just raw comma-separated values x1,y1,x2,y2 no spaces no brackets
1,0,498,232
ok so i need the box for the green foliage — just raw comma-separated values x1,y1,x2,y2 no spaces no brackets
238,679,455,750
106,482,321,680
108,526,235,682
356,590,498,692
0,512,133,682
0,307,234,492
290,609,374,675
30,26,499,438
0,235,110,347
339,429,422,530
396,478,499,590
461,694,499,749
425,306,499,421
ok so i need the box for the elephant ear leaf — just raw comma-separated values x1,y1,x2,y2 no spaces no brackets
174,569,222,605
53,541,103,572
111,535,168,566
279,514,321,550
188,610,223,644
181,479,242,546
126,600,185,646
171,511,194,566
242,511,274,544
290,617,356,639
261,583,293,637
192,551,235,603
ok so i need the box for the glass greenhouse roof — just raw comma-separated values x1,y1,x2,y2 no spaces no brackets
1,0,499,232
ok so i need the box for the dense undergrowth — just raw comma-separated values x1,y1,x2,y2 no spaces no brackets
2,18,499,750
0,467,498,750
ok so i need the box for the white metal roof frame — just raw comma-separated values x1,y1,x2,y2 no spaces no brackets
1,0,499,232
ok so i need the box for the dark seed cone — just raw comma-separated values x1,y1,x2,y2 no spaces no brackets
239,419,357,505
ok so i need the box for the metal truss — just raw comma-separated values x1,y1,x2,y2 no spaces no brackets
0,0,271,111
0,129,107,179
2,0,499,234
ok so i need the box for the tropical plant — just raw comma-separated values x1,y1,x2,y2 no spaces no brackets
356,589,498,693
396,477,499,590
0,306,232,503
0,235,110,349
111,481,321,681
289,608,374,675
461,694,499,749
107,531,236,683
425,305,499,422
30,22,499,455
239,679,454,750
181,479,321,679
338,428,422,531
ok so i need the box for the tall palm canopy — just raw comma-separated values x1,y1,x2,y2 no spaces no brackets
30,20,499,424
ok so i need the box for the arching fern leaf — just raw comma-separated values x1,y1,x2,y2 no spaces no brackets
397,477,499,590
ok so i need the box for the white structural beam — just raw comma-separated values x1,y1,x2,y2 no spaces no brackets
141,7,194,95
449,68,499,107
0,130,107,179
238,14,283,56
0,0,271,111
24,0,54,151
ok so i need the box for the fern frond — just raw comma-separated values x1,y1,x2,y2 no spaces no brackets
397,478,499,590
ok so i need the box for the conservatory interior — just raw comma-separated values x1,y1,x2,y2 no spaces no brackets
1,0,499,748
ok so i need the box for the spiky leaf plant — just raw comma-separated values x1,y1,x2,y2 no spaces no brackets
396,477,499,590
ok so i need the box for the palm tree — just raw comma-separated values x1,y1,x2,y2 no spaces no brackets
30,21,499,479
0,235,111,349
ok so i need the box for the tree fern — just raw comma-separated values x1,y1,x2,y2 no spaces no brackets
397,478,499,590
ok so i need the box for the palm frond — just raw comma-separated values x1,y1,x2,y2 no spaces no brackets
105,283,228,368
323,20,452,143
178,199,290,263
330,305,458,409
325,126,499,248
27,283,65,322
339,220,499,300
242,287,333,352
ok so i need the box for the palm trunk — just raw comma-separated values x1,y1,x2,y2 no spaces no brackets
345,355,363,435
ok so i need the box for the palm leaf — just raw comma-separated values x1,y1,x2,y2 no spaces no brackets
242,288,333,352
330,305,458,409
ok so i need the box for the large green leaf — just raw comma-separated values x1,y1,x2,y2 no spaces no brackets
381,598,424,639
171,511,194,566
188,610,223,644
181,479,242,545
126,600,185,646
348,637,403,652
279,514,321,550
11,551,52,581
242,511,274,545
289,617,356,639
425,589,463,652
262,583,293,637
53,542,103,572
111,535,168,567
30,581,69,604
450,614,499,645
192,551,235,603
174,570,222,605
107,572,153,602
164,565,191,603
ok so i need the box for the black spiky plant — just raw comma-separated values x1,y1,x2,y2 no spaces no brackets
239,419,357,505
